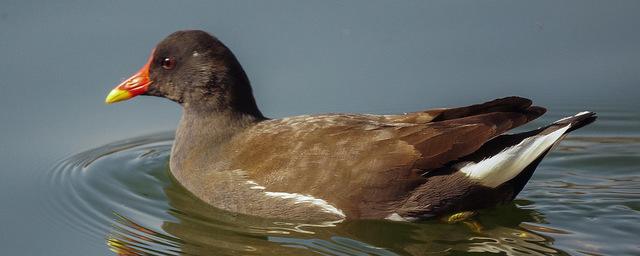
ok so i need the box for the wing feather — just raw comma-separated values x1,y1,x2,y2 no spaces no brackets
221,97,545,218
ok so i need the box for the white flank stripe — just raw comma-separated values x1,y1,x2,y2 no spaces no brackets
458,125,571,188
264,192,346,218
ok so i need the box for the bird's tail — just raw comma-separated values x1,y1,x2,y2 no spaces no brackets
395,111,596,220
459,111,597,194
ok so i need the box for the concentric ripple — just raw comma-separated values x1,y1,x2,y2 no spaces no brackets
42,132,398,255
41,128,640,255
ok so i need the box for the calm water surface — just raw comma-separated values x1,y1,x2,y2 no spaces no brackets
41,108,639,256
2,1,639,255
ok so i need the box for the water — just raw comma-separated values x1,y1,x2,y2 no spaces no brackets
2,1,639,255
40,110,640,256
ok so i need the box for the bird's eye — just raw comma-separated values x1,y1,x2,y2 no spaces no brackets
161,57,176,70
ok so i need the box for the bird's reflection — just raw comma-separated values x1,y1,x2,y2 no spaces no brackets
106,169,568,256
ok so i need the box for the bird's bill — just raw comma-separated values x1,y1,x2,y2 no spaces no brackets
105,52,154,104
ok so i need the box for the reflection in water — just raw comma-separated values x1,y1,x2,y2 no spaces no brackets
44,132,589,256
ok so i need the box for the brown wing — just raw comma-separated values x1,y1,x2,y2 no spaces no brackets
221,97,545,218
381,96,540,124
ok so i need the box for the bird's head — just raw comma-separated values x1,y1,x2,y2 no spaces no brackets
106,30,261,116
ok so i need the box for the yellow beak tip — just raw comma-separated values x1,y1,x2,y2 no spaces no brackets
105,89,132,104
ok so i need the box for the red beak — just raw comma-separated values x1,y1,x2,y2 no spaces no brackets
105,50,154,104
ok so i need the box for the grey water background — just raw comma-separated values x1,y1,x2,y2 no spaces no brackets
0,1,639,255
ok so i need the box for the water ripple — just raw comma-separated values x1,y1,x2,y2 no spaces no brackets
40,132,640,255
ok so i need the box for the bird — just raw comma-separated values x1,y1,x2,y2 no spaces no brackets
105,30,596,221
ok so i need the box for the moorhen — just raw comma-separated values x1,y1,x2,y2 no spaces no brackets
105,30,595,221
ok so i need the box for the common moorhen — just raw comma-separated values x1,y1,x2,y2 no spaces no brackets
105,30,596,221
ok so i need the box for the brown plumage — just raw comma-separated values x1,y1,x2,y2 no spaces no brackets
106,30,596,221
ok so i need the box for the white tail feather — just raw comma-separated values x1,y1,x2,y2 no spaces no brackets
457,125,571,188
554,111,591,123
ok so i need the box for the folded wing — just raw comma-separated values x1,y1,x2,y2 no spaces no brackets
223,97,547,218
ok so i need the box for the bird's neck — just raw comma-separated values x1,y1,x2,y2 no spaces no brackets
181,105,261,137
170,107,262,182
170,49,266,181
